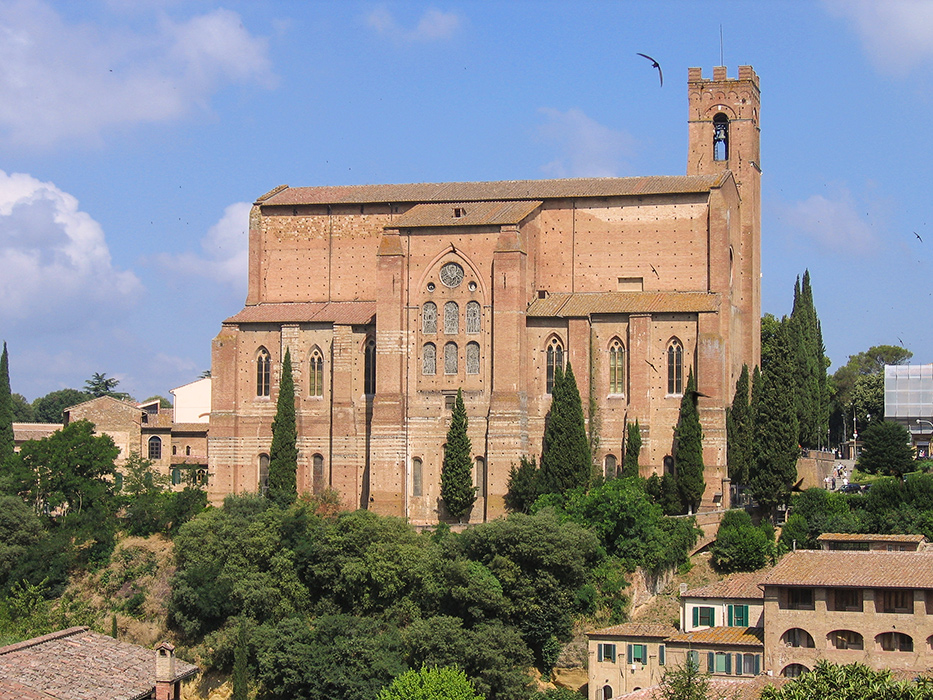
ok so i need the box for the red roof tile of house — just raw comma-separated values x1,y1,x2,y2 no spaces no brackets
0,627,197,700
762,550,933,589
683,569,770,600
816,533,927,543
587,623,678,639
224,301,376,325
665,626,764,647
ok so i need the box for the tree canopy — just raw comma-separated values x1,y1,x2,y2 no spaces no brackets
857,420,914,477
31,388,92,424
377,666,484,700
759,661,933,700
622,420,642,479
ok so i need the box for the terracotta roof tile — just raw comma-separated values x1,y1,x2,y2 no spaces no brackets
684,569,770,600
259,174,729,207
13,423,62,442
762,550,933,589
665,626,764,647
170,423,209,434
0,627,197,700
224,301,376,325
816,533,927,543
385,200,542,228
527,292,720,317
588,623,678,639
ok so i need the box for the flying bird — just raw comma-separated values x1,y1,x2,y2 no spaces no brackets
649,263,660,278
915,231,923,242
645,360,658,373
637,53,663,87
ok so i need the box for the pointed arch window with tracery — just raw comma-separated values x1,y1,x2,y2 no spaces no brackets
444,301,459,334
309,347,324,397
423,302,437,334
422,343,436,376
466,301,481,334
256,347,271,397
445,342,458,375
466,341,480,375
546,337,564,394
667,339,683,395
609,339,625,394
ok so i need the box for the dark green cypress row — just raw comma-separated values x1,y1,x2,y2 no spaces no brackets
727,364,752,485
622,419,642,479
231,619,249,700
441,388,476,520
674,368,705,514
267,348,298,506
539,363,592,494
0,342,14,468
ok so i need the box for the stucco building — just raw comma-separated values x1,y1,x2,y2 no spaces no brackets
208,65,762,522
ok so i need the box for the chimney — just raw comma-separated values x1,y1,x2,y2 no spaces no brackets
155,642,176,700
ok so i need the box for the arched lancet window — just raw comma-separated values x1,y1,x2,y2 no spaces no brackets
258,454,270,494
256,347,271,397
546,337,564,394
466,342,480,375
602,686,613,700
423,302,437,334
782,628,815,648
422,343,436,375
781,664,809,679
185,445,191,456
313,454,325,494
474,456,485,498
445,342,458,374
309,347,324,397
609,339,625,394
364,337,376,395
466,301,481,334
148,436,162,460
667,339,683,395
172,445,177,456
829,630,863,650
196,468,208,486
878,632,913,652
412,457,423,497
444,301,459,334
604,454,617,479
713,112,729,161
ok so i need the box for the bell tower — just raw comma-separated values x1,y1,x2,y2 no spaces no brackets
687,65,761,367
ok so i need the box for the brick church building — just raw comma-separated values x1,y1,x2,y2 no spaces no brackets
208,66,761,524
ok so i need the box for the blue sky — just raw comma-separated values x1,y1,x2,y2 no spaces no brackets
1,0,932,402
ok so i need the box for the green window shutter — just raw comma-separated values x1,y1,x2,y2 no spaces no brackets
597,644,603,662
659,644,666,666
707,652,714,673
693,606,699,627
725,653,732,675
728,605,734,626
754,655,761,675
627,644,633,664
735,653,743,675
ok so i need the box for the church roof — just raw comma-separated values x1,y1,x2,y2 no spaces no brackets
224,301,376,325
762,550,933,589
385,200,543,228
527,291,720,317
256,174,730,207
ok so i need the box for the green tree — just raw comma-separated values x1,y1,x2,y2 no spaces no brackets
143,395,173,409
0,494,44,587
232,619,249,700
709,509,774,573
84,372,121,397
267,348,297,506
31,388,91,423
674,368,704,514
441,389,476,521
622,420,642,479
504,456,539,514
750,321,799,516
539,363,592,495
377,666,484,700
10,393,35,422
830,344,911,443
657,655,712,700
759,660,933,700
789,271,829,449
857,420,914,477
0,342,14,467
727,364,752,485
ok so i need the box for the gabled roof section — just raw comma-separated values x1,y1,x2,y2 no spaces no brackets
683,569,770,600
762,550,933,589
527,292,720,317
224,301,376,326
0,627,197,700
665,626,764,647
64,395,140,415
385,200,542,229
258,174,730,207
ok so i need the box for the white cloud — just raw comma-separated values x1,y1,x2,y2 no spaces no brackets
0,0,275,148
825,0,933,74
0,169,143,329
366,6,461,42
536,108,637,178
777,188,878,254
154,201,249,294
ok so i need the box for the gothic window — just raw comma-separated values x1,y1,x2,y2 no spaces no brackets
444,301,459,334
667,339,683,395
313,454,325,494
186,445,191,456
148,436,162,460
604,454,617,479
423,302,437,334
364,337,376,395
196,468,208,485
466,342,480,375
422,343,437,375
259,454,270,494
546,337,564,394
609,339,625,394
309,347,324,397
713,112,729,161
412,457,423,497
256,347,271,397
466,301,481,334
445,342,458,374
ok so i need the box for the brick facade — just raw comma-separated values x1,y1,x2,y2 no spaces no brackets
208,66,762,523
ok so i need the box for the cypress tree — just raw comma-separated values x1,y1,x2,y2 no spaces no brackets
0,342,13,468
790,271,828,448
539,363,592,494
441,388,476,520
622,419,642,478
750,323,799,517
727,364,752,485
267,348,298,506
232,619,249,700
674,368,705,514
